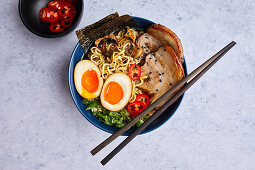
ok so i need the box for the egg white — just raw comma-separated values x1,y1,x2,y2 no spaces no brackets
74,60,103,99
100,73,132,111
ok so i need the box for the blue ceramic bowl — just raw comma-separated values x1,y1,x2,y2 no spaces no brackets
68,17,187,135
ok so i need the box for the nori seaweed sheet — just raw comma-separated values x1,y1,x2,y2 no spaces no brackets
76,12,119,45
76,13,136,57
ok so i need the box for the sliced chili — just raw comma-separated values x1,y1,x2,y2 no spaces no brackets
61,19,73,27
47,0,62,10
66,0,78,4
62,15,75,22
127,101,146,118
49,23,66,33
48,10,60,23
128,64,141,81
136,94,150,108
40,7,51,22
58,4,76,17
40,0,77,33
59,0,66,2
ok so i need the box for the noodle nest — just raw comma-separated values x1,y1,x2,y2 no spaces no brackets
89,28,147,102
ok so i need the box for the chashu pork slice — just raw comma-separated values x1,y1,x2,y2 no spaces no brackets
135,33,162,55
147,24,184,64
139,45,184,105
138,53,165,98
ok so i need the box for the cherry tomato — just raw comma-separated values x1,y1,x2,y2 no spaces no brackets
136,94,150,108
58,4,76,17
127,101,146,118
40,7,51,22
49,23,66,33
66,0,78,4
47,0,62,10
48,10,60,23
128,64,141,80
61,19,73,27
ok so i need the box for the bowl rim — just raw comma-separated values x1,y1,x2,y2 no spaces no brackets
68,16,187,135
18,0,84,38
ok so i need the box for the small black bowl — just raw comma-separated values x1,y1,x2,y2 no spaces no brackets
19,0,83,38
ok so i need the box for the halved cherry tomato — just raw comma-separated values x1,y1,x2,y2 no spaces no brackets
47,0,62,10
61,19,72,27
127,101,146,118
136,94,150,108
58,4,76,17
49,23,65,33
40,7,51,22
48,10,60,23
128,64,141,80
66,0,78,4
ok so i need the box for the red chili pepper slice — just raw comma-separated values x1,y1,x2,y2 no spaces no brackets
66,0,78,4
61,19,73,27
128,64,141,81
49,23,66,33
58,4,76,17
40,7,51,22
59,0,68,3
48,10,60,23
47,0,62,10
127,101,146,118
62,15,75,22
135,94,150,108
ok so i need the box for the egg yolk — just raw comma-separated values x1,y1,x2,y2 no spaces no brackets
81,69,99,93
104,81,123,105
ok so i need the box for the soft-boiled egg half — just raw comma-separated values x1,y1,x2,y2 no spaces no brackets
74,60,103,99
100,73,132,111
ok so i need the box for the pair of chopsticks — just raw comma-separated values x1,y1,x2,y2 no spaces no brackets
91,41,236,165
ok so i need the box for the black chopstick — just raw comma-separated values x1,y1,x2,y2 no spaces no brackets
100,41,236,165
92,41,236,165
91,41,236,157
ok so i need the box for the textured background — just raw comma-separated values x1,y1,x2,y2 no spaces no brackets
1,0,255,169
